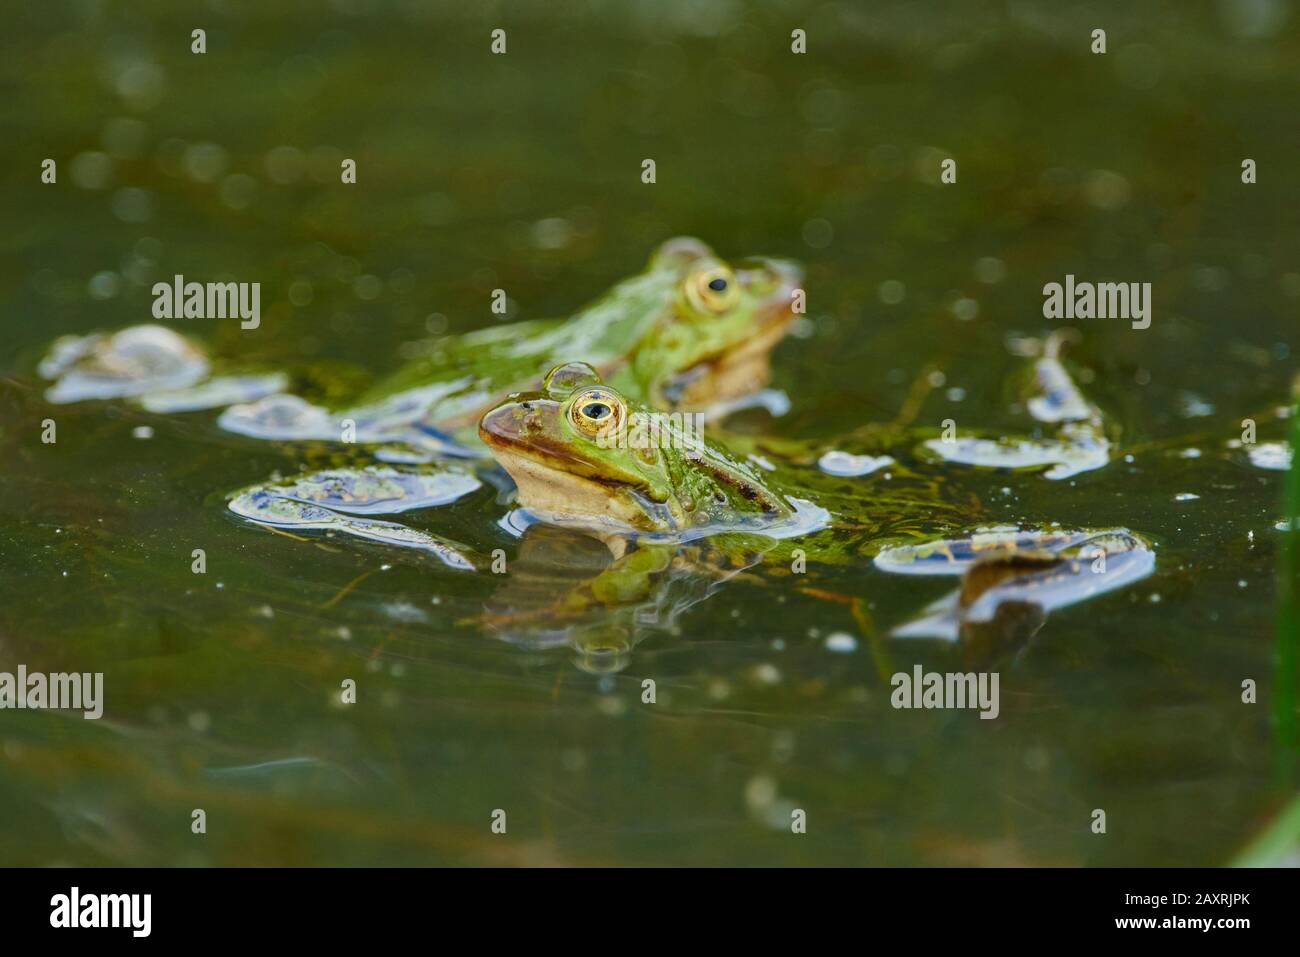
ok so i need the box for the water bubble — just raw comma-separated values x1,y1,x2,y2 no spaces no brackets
265,145,306,184
70,151,114,190
801,218,833,249
182,142,228,182
974,257,1007,284
114,62,166,109
219,173,258,210
878,279,905,304
87,271,121,300
353,274,383,300
824,632,858,653
952,297,979,321
288,280,314,307
111,188,155,223
1084,170,1131,211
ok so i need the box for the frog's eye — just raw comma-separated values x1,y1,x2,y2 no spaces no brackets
685,265,740,314
568,388,625,438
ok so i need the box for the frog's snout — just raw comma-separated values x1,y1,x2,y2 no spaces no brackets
478,397,538,449
740,256,803,318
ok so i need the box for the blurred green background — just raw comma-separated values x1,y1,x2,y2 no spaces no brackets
0,0,1297,865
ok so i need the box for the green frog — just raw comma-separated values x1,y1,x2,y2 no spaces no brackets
40,237,801,459
473,360,1155,667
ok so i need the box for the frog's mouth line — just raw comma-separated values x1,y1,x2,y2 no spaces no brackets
480,437,666,531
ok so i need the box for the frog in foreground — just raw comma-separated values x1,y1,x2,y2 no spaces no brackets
40,237,801,458
474,362,1155,666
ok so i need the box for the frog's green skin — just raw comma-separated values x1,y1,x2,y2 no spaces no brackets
215,237,800,456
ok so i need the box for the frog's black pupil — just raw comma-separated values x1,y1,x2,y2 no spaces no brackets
582,402,611,420
708,277,728,292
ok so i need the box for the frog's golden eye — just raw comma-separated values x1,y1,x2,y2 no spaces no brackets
568,388,625,437
685,265,740,314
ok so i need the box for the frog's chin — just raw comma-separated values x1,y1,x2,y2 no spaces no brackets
487,445,669,533
663,310,791,408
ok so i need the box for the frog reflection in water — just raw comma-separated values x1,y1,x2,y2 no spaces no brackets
475,360,1154,669
39,237,802,458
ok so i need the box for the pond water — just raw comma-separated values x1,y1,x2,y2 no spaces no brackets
1,0,1297,866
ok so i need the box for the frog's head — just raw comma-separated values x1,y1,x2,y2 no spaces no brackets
622,238,802,410
479,362,793,534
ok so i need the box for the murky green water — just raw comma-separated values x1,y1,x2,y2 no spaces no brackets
2,1,1297,866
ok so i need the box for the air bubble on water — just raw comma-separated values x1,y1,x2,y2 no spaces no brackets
974,257,1006,284
70,151,114,189
353,274,383,300
288,280,313,307
818,450,894,477
1178,448,1202,458
88,271,121,300
131,425,153,439
111,188,154,223
1247,442,1292,471
182,142,228,182
824,632,857,653
752,664,782,686
265,145,306,184
952,297,979,321
382,601,428,623
1177,393,1215,418
744,775,777,813
531,217,574,250
1238,580,1248,588
219,173,258,210
1175,493,1200,501
878,280,905,305
801,218,833,249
